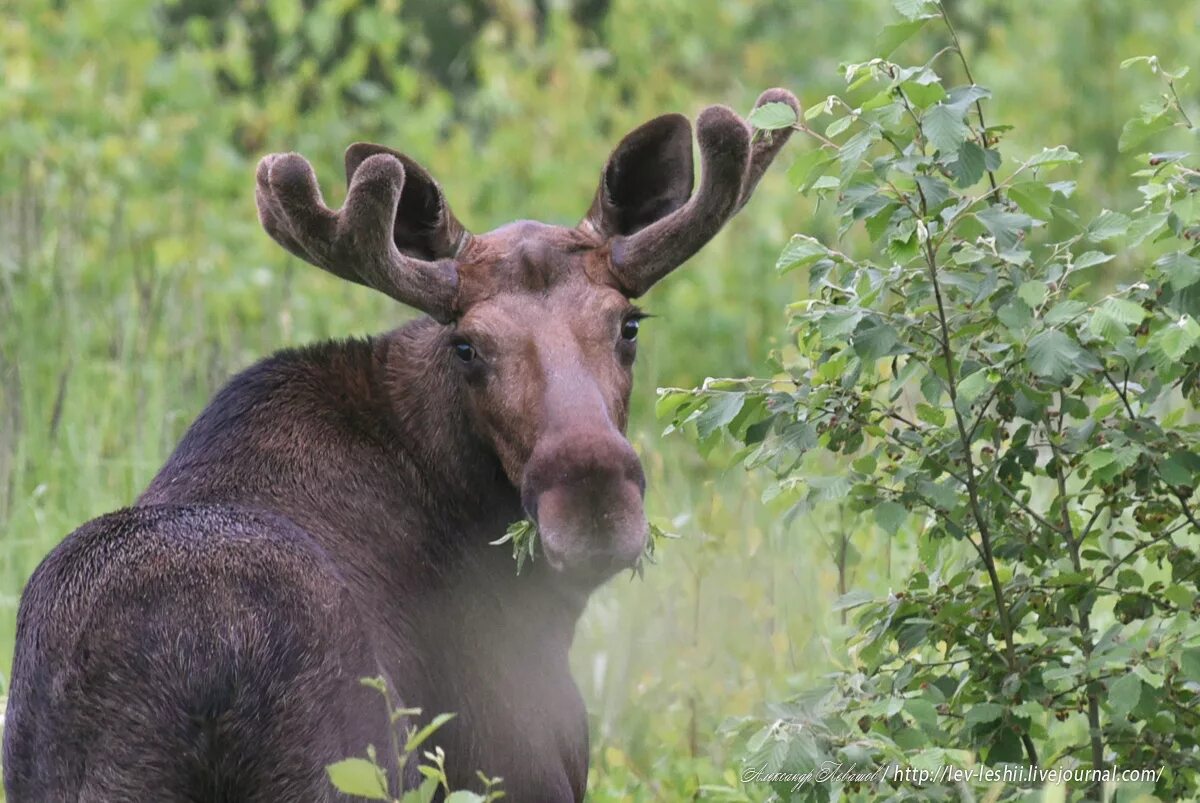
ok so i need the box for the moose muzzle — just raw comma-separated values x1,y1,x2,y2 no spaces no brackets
521,429,648,585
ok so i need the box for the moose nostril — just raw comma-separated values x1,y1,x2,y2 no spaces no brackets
522,432,645,510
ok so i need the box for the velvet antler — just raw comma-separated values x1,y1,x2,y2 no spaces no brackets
255,147,466,323
586,88,800,297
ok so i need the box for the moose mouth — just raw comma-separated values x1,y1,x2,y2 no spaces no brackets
526,478,649,587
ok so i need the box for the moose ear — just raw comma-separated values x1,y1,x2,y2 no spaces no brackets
344,142,470,261
583,114,695,239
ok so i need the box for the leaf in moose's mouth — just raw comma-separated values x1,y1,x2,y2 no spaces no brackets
490,518,539,574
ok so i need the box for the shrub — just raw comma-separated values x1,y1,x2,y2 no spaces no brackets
664,2,1200,799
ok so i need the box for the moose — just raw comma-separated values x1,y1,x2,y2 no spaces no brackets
4,88,798,801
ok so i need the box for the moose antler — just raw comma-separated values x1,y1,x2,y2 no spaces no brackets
255,149,462,323
606,88,800,297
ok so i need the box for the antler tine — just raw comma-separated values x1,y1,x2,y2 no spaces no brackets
609,88,800,297
736,88,801,213
255,151,460,322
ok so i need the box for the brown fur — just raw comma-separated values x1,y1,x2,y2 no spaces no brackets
4,89,798,802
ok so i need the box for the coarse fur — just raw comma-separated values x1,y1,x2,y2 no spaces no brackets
4,89,799,801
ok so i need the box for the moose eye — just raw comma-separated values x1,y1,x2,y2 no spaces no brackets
620,318,640,342
453,341,477,363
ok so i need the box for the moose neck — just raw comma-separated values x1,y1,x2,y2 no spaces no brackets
376,321,592,796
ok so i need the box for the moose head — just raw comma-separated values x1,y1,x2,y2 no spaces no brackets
253,89,799,587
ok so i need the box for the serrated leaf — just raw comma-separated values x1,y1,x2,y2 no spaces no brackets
924,103,970,154
1007,181,1053,221
852,321,900,361
915,175,950,208
1088,210,1132,241
1119,113,1172,153
1089,297,1146,341
1026,145,1081,167
826,115,853,138
1044,300,1089,325
892,0,936,19
1152,315,1200,361
902,78,945,108
1027,329,1087,382
1156,250,1200,290
964,702,1005,725
788,148,836,193
945,84,991,112
748,101,798,131
956,369,991,405
1074,251,1114,270
998,300,1033,333
1018,280,1046,308
976,206,1034,250
1108,672,1142,719
948,140,985,187
876,18,932,56
1126,212,1168,248
776,234,831,273
833,589,875,611
445,792,487,803
696,392,745,439
406,712,456,752
327,759,389,800
1181,648,1200,681
839,127,881,174
875,501,908,535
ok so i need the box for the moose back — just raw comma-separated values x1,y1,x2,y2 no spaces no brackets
3,90,798,802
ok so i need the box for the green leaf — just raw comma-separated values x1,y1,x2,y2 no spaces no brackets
748,102,798,131
1026,145,1081,167
875,501,908,535
776,234,831,273
445,793,487,803
1119,113,1172,153
1151,315,1200,361
976,207,1034,251
788,148,836,192
964,702,1005,725
956,369,991,405
1181,648,1200,681
1108,672,1142,720
1156,250,1200,290
327,758,389,800
998,300,1033,333
1089,298,1146,341
832,589,874,611
696,392,745,439
839,127,881,174
923,103,970,154
1044,300,1089,325
852,321,900,361
1027,329,1088,383
1126,212,1169,248
1018,280,1046,308
902,79,946,108
406,712,456,752
1087,210,1132,242
876,18,932,56
1074,251,1114,271
892,0,937,19
1007,181,1053,220
948,140,986,187
905,698,939,731
915,176,951,208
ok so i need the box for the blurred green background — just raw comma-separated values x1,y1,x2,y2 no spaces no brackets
0,0,1197,798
